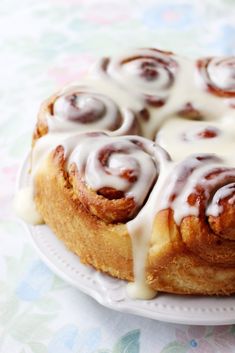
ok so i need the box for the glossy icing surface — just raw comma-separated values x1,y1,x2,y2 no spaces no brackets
17,49,235,299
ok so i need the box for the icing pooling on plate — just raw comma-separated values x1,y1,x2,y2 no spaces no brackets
17,49,235,299
14,186,44,225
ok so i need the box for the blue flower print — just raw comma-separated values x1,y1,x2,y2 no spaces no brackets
214,25,235,55
190,338,198,348
48,324,79,353
142,4,198,30
203,23,235,56
48,324,101,353
15,260,54,301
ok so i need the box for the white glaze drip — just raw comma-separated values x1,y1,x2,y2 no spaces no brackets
127,146,171,299
17,48,235,300
14,186,44,225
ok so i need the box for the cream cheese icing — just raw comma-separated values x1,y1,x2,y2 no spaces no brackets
14,186,44,225
16,48,235,299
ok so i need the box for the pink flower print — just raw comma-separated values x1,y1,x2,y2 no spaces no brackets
213,326,235,353
82,4,131,25
163,10,181,23
0,163,19,204
175,326,214,353
1,164,19,184
49,0,85,4
48,54,95,86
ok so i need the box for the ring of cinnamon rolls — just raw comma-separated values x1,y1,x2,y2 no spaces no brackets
31,48,235,297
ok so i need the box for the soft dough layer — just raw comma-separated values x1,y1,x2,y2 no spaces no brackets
34,152,133,281
26,48,235,298
34,151,235,295
148,210,235,295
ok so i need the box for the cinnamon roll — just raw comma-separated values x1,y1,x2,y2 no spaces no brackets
16,48,235,298
147,154,235,295
33,85,140,144
155,117,235,161
94,48,178,108
33,133,168,283
197,57,235,107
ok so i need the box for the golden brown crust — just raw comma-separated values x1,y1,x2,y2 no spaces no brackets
69,163,137,223
34,151,235,295
208,200,235,240
147,209,235,295
31,64,235,296
35,150,133,281
180,216,235,266
32,93,57,146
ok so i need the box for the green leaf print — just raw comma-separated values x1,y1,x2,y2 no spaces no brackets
9,313,55,342
29,341,47,353
9,132,31,158
113,329,140,353
36,298,60,312
0,296,19,324
51,275,68,291
5,256,20,283
19,246,35,272
160,341,187,353
30,325,53,341
224,0,235,4
0,280,8,293
0,221,25,238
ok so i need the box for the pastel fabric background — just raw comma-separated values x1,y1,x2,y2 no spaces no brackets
1,0,235,352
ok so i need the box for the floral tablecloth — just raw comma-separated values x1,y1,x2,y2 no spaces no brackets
1,0,235,352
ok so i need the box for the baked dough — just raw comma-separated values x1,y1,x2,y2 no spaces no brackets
25,48,235,297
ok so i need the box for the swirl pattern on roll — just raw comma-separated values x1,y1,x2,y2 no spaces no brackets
197,57,235,100
30,48,235,297
58,133,170,223
163,154,235,265
96,48,178,107
34,87,142,142
54,89,142,135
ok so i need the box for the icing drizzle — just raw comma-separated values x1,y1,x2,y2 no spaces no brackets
19,48,235,300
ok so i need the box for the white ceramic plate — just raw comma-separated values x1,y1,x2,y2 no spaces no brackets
18,156,235,325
